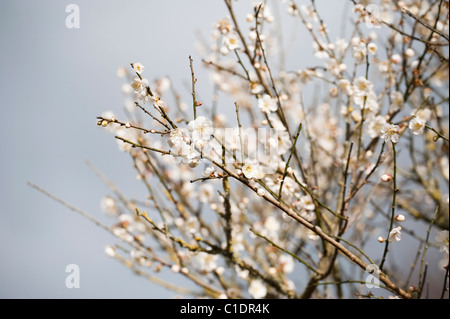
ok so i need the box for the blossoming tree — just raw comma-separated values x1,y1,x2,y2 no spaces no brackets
34,0,449,299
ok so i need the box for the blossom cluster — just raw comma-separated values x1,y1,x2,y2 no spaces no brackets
93,0,449,299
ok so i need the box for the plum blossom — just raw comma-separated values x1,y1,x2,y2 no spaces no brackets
258,94,278,113
353,42,367,64
198,183,215,203
131,76,148,93
223,33,240,51
248,280,267,299
435,231,449,254
388,226,402,243
409,116,426,135
367,115,387,138
380,123,400,143
242,160,263,179
196,252,219,272
131,62,145,74
188,116,214,142
101,196,120,216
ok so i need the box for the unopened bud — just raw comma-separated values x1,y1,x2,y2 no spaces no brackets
405,48,415,58
171,264,180,273
381,174,393,182
330,87,338,98
189,159,199,168
181,267,189,274
125,122,131,128
378,236,386,243
395,214,406,222
391,54,402,64
257,188,265,197
104,245,116,257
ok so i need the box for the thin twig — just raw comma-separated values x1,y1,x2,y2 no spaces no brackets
250,228,319,274
418,206,439,298
114,136,173,155
189,56,198,120
278,123,302,199
379,142,398,271
401,7,449,42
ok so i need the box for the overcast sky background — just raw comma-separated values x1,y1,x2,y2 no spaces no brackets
0,0,446,299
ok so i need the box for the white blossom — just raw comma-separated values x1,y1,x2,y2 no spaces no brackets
353,76,373,96
242,160,263,179
367,115,387,138
131,76,149,93
388,226,402,243
188,116,213,142
435,231,449,254
380,123,400,144
104,245,116,257
409,116,426,135
279,254,294,274
257,188,266,197
248,280,267,299
100,196,119,216
196,252,219,272
353,42,367,64
168,128,188,148
258,94,278,113
223,33,240,51
390,91,404,110
299,194,315,211
268,130,292,156
198,183,214,203
367,43,377,55
131,62,145,74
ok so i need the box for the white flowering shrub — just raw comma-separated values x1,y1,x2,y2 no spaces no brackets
43,0,450,299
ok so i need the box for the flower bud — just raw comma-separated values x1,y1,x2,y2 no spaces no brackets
104,245,116,257
392,54,402,64
405,48,415,58
381,174,393,182
181,267,189,274
368,43,377,55
329,87,338,98
395,214,406,222
378,236,386,243
257,188,265,197
171,264,181,273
